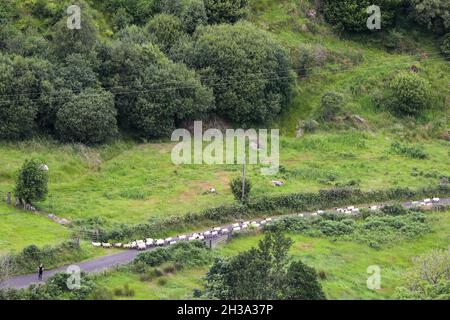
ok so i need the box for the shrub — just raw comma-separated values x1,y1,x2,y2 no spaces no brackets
91,287,114,300
390,141,428,159
177,22,294,125
318,220,354,236
319,92,344,121
410,0,450,35
230,177,252,202
322,0,400,32
285,260,326,300
381,204,408,216
204,0,249,24
157,278,168,286
14,159,49,204
388,72,431,116
146,14,185,54
134,241,212,268
291,44,328,76
56,88,118,144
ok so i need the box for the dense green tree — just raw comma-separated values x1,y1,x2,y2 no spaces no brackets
55,88,118,144
104,0,158,26
0,54,55,140
50,1,100,58
204,0,249,24
146,14,186,53
98,42,214,138
230,176,251,202
284,261,326,300
175,22,294,125
115,25,151,44
54,54,98,92
410,0,450,35
205,233,325,300
14,159,49,204
323,0,401,32
157,0,207,33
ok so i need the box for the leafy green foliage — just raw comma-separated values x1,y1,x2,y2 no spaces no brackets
14,159,49,203
204,0,249,24
388,72,431,116
230,176,252,202
134,241,212,268
0,54,56,139
99,42,213,138
323,0,400,32
205,232,325,299
319,92,344,121
394,248,450,299
146,14,186,53
55,89,118,144
157,0,208,33
50,1,100,58
410,0,450,34
390,141,428,159
176,22,294,125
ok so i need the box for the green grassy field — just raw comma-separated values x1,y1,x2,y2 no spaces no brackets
93,211,450,300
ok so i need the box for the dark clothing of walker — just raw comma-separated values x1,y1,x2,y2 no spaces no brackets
38,266,44,281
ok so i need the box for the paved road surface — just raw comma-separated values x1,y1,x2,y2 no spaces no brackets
2,197,449,289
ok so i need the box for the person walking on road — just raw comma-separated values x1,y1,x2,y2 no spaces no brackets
37,264,44,281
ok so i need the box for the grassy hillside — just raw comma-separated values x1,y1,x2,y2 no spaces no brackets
0,0,448,257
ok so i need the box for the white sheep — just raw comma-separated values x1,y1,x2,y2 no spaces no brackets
221,228,229,234
266,218,273,222
92,242,101,247
156,239,164,246
188,236,197,241
203,231,211,237
211,231,218,236
370,206,378,211
198,235,205,240
317,210,324,215
114,243,122,248
311,212,318,217
432,198,440,203
169,241,177,245
241,224,248,229
123,244,131,249
260,220,267,225
137,242,146,250
243,221,250,225
298,213,304,217
102,243,112,248
232,223,240,228
347,206,355,211
146,238,154,245
233,227,241,232
424,198,431,203
178,235,187,240
213,227,221,231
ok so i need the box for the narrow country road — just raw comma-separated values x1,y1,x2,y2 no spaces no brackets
1,197,449,289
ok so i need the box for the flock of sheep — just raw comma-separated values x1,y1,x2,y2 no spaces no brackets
92,197,443,250
91,218,273,250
